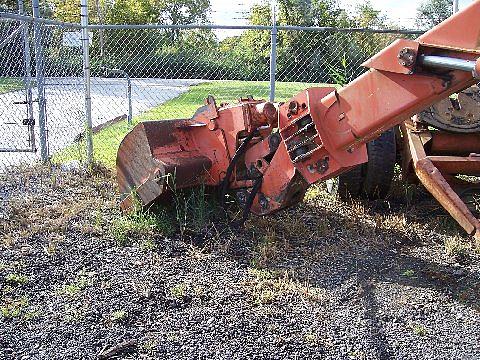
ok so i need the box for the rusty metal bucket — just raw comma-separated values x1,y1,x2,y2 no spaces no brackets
116,119,212,211
402,118,480,239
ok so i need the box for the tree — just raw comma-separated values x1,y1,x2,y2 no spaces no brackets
346,1,390,78
416,0,452,29
353,1,387,28
277,0,344,27
0,0,52,16
152,0,210,26
153,0,210,41
105,0,210,41
49,0,111,23
0,0,16,12
105,0,155,24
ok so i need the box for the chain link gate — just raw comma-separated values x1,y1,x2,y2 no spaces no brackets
0,16,37,163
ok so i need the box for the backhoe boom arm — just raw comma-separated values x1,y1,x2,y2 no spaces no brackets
116,1,480,218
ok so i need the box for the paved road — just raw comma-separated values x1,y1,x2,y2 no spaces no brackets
0,78,204,171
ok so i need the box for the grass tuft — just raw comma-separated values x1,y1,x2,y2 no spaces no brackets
5,273,28,286
401,269,415,278
169,283,187,299
244,268,324,305
1,297,29,319
59,270,93,297
110,206,174,246
410,323,428,337
444,236,470,259
110,310,128,322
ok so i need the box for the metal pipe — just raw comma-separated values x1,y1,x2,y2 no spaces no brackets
0,148,37,153
0,13,426,35
32,0,48,162
275,25,424,35
127,77,132,125
81,0,94,165
419,55,479,76
84,22,425,35
453,0,459,14
18,0,36,152
269,2,277,102
0,12,83,28
102,67,132,124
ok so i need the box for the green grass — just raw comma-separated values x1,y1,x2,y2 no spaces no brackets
110,207,174,245
54,80,326,168
1,297,29,319
5,273,29,286
0,77,24,94
110,309,128,322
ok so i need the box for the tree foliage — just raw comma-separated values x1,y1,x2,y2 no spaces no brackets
352,1,387,28
2,0,410,85
0,0,16,11
46,0,210,27
152,0,210,25
416,0,452,29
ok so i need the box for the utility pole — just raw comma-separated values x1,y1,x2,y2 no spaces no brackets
32,0,49,161
18,0,36,152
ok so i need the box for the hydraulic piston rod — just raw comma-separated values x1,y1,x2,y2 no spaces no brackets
419,55,480,78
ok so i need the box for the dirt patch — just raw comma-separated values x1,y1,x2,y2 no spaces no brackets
1,165,479,359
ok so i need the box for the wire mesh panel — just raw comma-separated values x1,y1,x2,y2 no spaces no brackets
0,12,422,172
275,29,417,86
0,17,86,171
41,23,86,162
83,27,275,166
0,18,38,170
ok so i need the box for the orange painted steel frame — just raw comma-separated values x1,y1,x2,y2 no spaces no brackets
402,118,480,239
117,1,480,218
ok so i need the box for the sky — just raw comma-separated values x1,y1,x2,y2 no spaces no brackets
209,0,474,34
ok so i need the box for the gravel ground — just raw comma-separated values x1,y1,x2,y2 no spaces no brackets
1,165,479,359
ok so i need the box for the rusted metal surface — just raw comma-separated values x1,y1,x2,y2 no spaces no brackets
116,2,480,234
402,118,480,239
418,85,480,133
430,131,480,155
362,39,419,74
117,120,214,211
418,0,480,52
415,156,480,237
429,155,480,175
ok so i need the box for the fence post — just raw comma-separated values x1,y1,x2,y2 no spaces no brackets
453,0,459,14
269,2,277,102
18,0,36,151
80,0,94,165
127,75,132,125
32,0,48,162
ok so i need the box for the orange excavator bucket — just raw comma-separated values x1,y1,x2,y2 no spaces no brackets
116,96,278,211
116,119,212,211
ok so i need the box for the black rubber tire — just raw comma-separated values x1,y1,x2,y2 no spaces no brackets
337,165,364,201
362,128,396,199
331,128,396,201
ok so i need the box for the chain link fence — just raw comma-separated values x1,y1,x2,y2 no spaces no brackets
0,10,422,172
